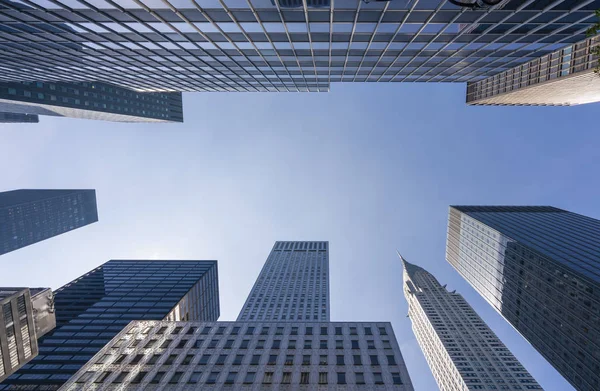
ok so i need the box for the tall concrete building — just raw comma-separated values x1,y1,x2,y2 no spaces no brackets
0,0,596,105
0,260,220,390
238,241,330,322
59,241,414,390
401,254,541,391
0,189,99,256
447,206,600,391
0,288,55,382
466,36,600,106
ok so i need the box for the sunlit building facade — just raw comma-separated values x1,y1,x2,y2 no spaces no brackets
0,260,220,390
401,254,541,391
447,206,600,391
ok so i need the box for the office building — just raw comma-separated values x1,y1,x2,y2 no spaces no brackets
0,113,38,123
447,206,600,391
0,260,220,390
0,288,55,382
0,189,99,256
59,241,414,389
467,36,600,106
401,254,541,391
0,0,595,96
0,81,183,123
238,240,330,321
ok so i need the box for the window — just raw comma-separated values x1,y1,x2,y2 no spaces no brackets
208,339,219,349
291,327,298,335
148,354,161,365
165,354,177,365
351,340,359,349
285,354,294,365
271,340,280,349
244,372,256,384
319,372,328,384
195,339,203,348
321,327,328,335
370,355,380,365
216,355,227,365
268,354,277,365
240,339,250,349
364,327,372,335
387,355,397,365
353,354,362,365
337,372,346,384
176,339,188,349
216,326,225,335
306,327,313,335
378,327,387,336
319,355,328,365
288,339,296,349
367,340,375,349
187,326,197,335
392,372,403,384
335,327,343,335
263,372,273,384
320,340,328,349
130,371,147,384
245,326,255,335
78,372,95,384
199,354,211,365
350,327,357,335
260,327,269,335
206,372,219,384
336,340,344,349
282,372,292,384
130,354,144,365
251,355,261,365
383,340,392,349
224,339,234,349
231,326,240,335
276,327,284,335
374,372,384,384
168,372,183,384
336,355,345,365
112,372,129,383
233,354,244,365
356,372,365,384
302,355,311,365
150,372,165,384
182,354,194,365
113,354,127,365
304,339,312,349
225,372,237,384
94,372,111,383
300,371,310,384
201,326,211,335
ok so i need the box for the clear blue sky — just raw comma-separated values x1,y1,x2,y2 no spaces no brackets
2,82,599,390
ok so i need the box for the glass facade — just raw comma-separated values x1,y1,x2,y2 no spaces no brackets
446,206,600,391
0,260,220,390
0,0,595,93
0,112,38,123
0,190,98,256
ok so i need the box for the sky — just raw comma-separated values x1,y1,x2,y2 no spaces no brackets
1,82,599,390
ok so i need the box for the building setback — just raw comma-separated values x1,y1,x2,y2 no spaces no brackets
0,189,98,256
466,36,600,106
0,288,55,382
447,206,600,391
401,254,541,391
58,241,414,390
0,260,220,390
0,0,595,95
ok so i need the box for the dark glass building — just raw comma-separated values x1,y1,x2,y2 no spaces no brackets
0,190,99,256
0,260,220,390
0,0,596,95
0,112,38,123
446,206,600,391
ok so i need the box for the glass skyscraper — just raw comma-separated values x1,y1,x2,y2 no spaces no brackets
0,0,595,98
0,190,99,256
401,254,541,391
446,206,600,391
0,259,220,390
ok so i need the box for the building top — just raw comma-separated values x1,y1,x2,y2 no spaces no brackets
0,189,96,209
450,205,566,213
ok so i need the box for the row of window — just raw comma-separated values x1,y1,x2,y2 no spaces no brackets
149,324,388,337
77,369,403,386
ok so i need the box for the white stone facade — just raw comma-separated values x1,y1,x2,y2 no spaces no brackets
401,255,542,391
58,320,413,390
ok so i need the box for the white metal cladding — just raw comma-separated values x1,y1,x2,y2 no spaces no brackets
58,320,414,390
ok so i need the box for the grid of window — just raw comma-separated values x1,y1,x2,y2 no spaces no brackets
446,206,600,391
402,255,542,391
59,320,413,389
238,241,329,322
0,190,98,256
0,0,592,93
0,260,220,391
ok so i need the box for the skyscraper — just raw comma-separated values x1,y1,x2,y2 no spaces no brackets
466,36,600,106
0,112,38,123
401,254,541,391
0,260,220,390
0,288,55,382
60,241,414,389
0,0,595,99
446,206,600,391
0,189,99,256
238,240,330,321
